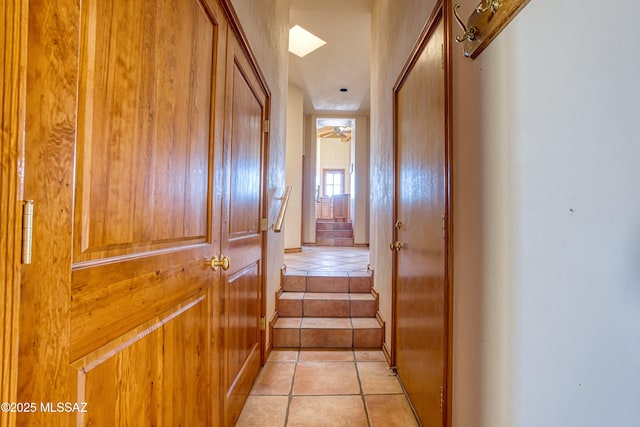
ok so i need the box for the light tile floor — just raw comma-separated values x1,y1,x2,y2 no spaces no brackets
284,246,369,274
235,349,420,427
237,247,420,426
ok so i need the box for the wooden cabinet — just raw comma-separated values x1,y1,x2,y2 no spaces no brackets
332,194,349,220
316,195,349,220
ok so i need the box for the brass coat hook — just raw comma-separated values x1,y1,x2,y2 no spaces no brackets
476,0,500,14
452,0,530,59
453,4,477,42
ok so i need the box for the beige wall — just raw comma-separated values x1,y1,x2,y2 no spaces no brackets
229,0,289,347
318,137,351,197
302,114,316,243
285,84,304,250
352,116,369,245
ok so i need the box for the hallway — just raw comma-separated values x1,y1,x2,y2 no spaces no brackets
235,349,419,426
283,246,369,274
237,246,418,426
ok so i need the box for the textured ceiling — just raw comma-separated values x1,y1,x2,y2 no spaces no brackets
288,0,372,113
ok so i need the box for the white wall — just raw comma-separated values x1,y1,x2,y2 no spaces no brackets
285,84,303,249
464,0,640,426
229,0,289,347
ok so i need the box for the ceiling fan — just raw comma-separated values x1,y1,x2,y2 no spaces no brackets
317,126,351,142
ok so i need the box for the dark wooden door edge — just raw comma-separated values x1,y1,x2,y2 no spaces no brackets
218,0,272,367
391,1,454,426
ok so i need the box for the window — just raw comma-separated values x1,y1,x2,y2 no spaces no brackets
323,169,344,197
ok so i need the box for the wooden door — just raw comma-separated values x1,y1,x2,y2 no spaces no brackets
220,30,268,426
18,0,227,425
392,9,450,427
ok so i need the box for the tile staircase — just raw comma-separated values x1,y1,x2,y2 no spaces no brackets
315,220,354,247
272,269,382,349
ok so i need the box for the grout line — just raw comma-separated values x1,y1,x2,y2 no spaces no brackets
282,350,300,427
353,349,373,427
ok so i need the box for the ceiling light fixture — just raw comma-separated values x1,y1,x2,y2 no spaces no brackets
288,25,327,58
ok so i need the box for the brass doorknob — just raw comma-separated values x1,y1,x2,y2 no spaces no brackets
209,255,230,271
389,241,403,251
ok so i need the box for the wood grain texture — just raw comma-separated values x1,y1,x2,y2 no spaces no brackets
393,10,448,427
163,297,209,426
78,321,164,426
220,29,268,426
72,296,208,426
74,0,216,262
18,0,229,425
68,0,224,424
70,247,213,360
17,0,79,424
459,0,531,59
1,1,28,425
228,65,262,237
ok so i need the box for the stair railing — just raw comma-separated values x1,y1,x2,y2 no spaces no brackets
272,185,292,233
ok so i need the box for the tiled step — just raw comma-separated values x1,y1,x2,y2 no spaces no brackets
334,237,354,246
315,221,354,247
278,292,377,318
316,230,353,239
283,272,372,293
272,317,382,349
316,220,351,229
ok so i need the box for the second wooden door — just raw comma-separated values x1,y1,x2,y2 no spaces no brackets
220,29,269,427
393,9,449,427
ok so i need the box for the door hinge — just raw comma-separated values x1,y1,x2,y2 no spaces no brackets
440,385,444,413
441,44,445,69
22,200,34,264
263,120,270,133
441,214,446,240
259,317,266,330
260,217,269,232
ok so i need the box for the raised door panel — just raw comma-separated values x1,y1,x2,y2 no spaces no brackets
70,0,220,360
72,297,207,426
394,16,446,427
220,31,267,426
77,327,163,426
162,295,210,426
74,0,215,262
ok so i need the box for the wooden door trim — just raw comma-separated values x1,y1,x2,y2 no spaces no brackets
1,2,28,425
218,0,271,366
391,1,454,426
219,0,271,101
18,0,78,421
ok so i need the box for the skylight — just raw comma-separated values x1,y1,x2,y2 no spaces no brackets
288,25,326,58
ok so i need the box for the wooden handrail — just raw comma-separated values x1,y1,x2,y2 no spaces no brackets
272,186,292,233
